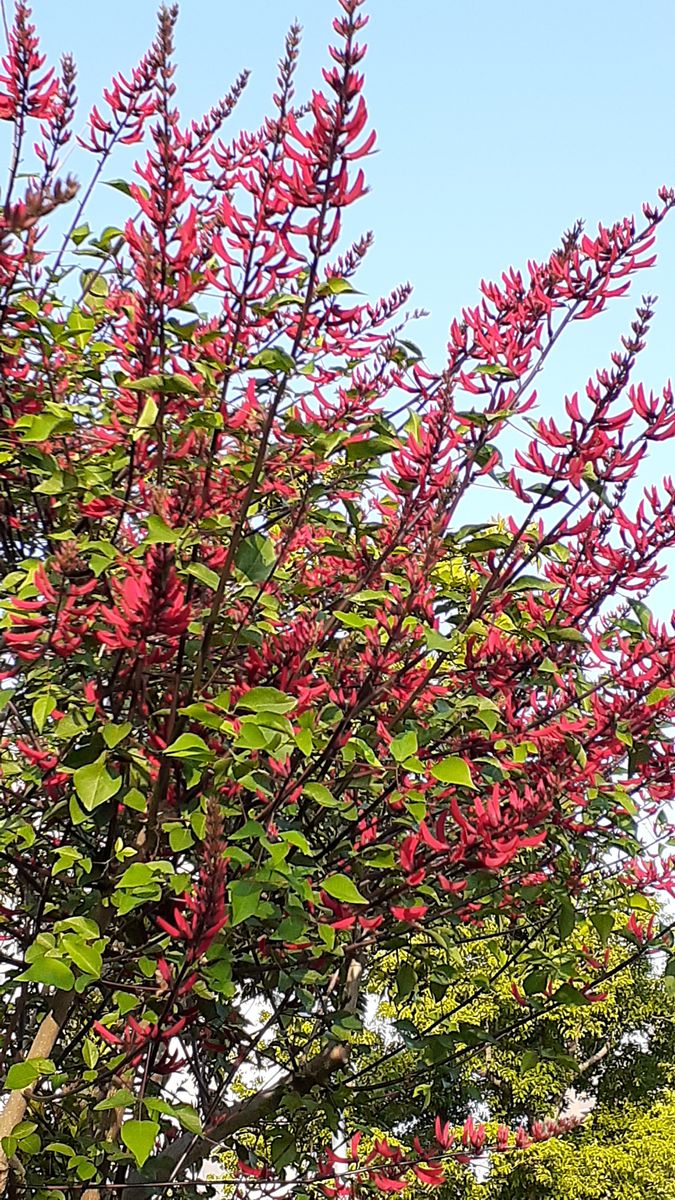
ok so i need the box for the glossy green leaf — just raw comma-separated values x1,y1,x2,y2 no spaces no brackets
235,533,276,582
145,514,179,544
229,880,261,926
590,911,614,944
73,760,121,812
136,396,158,429
304,782,338,807
164,733,212,762
5,1060,51,1091
557,899,577,940
121,1119,159,1167
390,731,418,762
19,956,75,990
554,983,591,1006
322,874,367,905
94,1088,136,1111
61,935,103,979
430,756,475,788
252,348,294,373
236,687,296,714
32,694,55,733
396,962,417,999
186,562,220,590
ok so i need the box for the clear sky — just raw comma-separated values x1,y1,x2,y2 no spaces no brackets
17,1,675,558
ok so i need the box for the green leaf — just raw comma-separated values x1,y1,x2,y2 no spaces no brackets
105,178,133,196
295,728,313,756
32,694,55,733
73,760,121,812
396,962,417,999
236,687,296,714
5,1060,52,1091
390,731,418,763
230,819,265,841
136,397,158,429
102,722,132,749
125,373,198,395
117,863,161,889
304,782,338,807
164,733,212,762
252,348,294,373
121,1120,159,1168
82,272,109,301
235,533,275,582
505,574,558,593
335,611,368,630
61,936,102,979
557,899,577,940
322,874,367,905
18,413,67,442
317,277,356,296
549,625,587,644
476,363,517,378
423,628,455,653
519,1049,539,1075
275,910,308,941
94,1088,136,1111
167,824,193,853
145,514,179,544
44,1142,75,1157
271,1130,296,1170
554,983,591,1007
33,473,64,495
114,992,138,1015
318,924,336,951
345,436,397,462
281,830,312,855
186,562,220,590
629,598,653,635
122,788,147,813
523,970,548,997
430,756,475,788
143,1098,202,1134
19,956,75,991
74,1159,97,1181
173,1103,202,1135
590,911,614,944
462,533,510,553
229,880,261,927
82,1039,99,1068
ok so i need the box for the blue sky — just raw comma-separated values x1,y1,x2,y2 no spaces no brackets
26,1,675,359
19,1,675,556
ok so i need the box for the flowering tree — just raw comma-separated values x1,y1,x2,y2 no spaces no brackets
0,1,675,1196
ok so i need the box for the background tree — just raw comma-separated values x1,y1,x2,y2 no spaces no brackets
0,2,674,1197
337,894,675,1199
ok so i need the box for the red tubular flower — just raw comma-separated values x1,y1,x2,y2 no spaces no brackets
390,904,428,923
371,1176,408,1193
515,1126,531,1150
157,798,228,968
0,3,58,123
